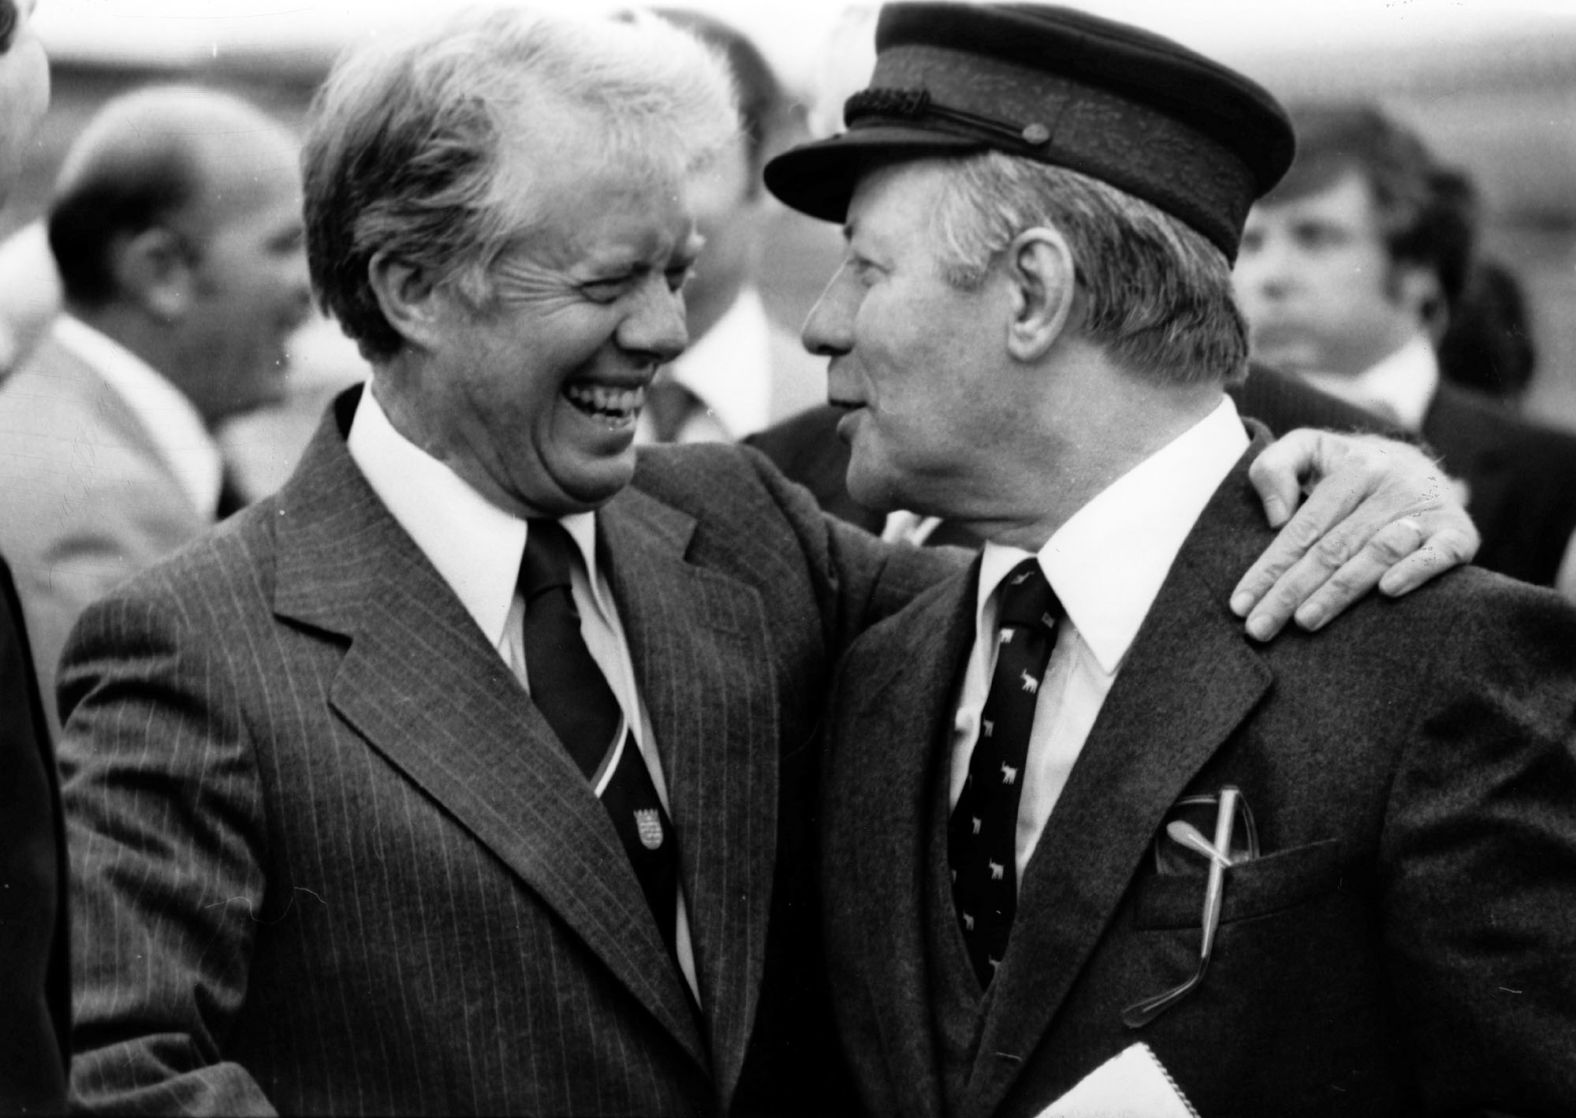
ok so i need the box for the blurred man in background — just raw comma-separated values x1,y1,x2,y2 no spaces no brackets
0,0,68,1111
636,7,826,443
1235,102,1576,595
0,83,312,733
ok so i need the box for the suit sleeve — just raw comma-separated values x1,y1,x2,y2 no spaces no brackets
56,575,278,1116
1381,580,1576,1112
736,443,964,652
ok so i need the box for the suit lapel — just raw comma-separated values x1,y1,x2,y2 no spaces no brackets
964,447,1276,1118
833,564,980,1118
271,395,707,1070
598,485,777,1113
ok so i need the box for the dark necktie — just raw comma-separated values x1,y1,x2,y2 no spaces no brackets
948,558,1062,989
518,520,680,958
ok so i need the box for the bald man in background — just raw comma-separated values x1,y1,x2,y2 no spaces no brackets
0,84,312,734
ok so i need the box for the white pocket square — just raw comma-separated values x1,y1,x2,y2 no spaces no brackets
1034,1042,1198,1118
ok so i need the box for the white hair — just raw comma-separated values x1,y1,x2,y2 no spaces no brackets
928,152,1250,386
303,4,739,360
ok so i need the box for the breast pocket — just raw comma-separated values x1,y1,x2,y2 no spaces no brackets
1133,838,1343,929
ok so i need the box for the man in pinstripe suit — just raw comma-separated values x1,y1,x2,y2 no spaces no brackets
52,7,1477,1117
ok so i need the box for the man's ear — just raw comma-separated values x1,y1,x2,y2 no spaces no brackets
367,250,447,351
112,227,193,323
1004,226,1076,362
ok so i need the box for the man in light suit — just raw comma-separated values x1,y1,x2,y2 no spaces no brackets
56,6,1483,1117
763,4,1576,1114
0,0,69,1111
0,84,312,733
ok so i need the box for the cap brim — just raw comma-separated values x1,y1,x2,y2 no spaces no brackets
763,125,987,223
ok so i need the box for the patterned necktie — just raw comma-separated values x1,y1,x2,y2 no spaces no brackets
948,558,1062,989
518,520,681,958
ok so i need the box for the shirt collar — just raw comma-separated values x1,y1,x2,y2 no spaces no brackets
976,395,1248,674
668,287,772,439
53,314,223,517
346,382,600,647
1301,332,1438,432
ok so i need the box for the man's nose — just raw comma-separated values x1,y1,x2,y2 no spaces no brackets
802,263,856,358
620,279,689,364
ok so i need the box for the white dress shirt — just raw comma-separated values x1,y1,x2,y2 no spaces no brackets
53,314,224,517
347,384,700,1001
949,396,1249,885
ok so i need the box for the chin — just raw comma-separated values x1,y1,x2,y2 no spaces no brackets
845,465,903,516
552,452,640,514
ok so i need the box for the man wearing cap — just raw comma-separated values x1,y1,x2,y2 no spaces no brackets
765,4,1576,1115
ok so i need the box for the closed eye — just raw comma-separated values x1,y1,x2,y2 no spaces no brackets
580,276,634,303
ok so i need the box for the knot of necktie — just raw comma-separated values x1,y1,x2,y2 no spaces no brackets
520,519,577,597
996,558,1061,633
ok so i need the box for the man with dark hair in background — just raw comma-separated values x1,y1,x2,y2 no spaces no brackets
636,7,828,443
0,84,313,733
0,0,68,1112
1235,101,1576,595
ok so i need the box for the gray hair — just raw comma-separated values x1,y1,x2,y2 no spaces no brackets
302,5,738,361
929,152,1248,385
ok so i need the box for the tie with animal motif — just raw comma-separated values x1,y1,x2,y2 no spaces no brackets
519,519,680,958
948,557,1062,989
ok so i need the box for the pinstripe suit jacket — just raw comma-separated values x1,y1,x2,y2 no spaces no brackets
58,388,955,1116
821,434,1576,1117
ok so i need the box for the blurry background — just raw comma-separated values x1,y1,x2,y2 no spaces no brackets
14,0,1576,491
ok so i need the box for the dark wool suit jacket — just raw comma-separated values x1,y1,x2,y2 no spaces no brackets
747,364,1399,542
0,555,69,1115
1422,380,1576,586
821,431,1576,1118
57,388,956,1116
